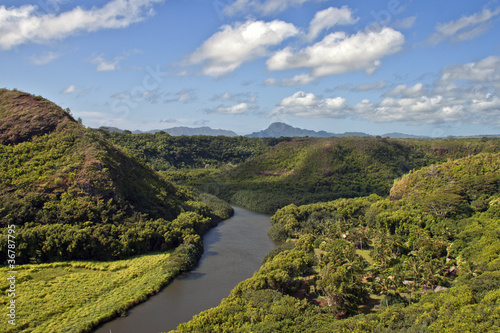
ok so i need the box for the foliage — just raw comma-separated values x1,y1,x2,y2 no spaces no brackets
97,129,285,170
174,152,500,332
0,90,233,264
0,246,204,333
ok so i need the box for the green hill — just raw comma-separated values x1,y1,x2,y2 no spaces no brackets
0,89,232,264
203,136,500,213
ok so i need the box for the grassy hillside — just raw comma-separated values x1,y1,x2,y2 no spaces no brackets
202,136,500,213
173,152,500,332
0,88,233,264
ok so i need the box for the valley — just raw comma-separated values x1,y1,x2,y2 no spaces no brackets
1,89,500,332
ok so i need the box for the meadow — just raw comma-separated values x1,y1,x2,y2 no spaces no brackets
0,250,185,332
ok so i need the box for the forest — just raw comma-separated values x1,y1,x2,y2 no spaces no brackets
2,88,500,332
173,153,500,332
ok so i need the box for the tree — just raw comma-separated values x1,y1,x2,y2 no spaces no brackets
316,263,367,317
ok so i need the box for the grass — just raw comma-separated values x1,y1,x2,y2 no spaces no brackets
0,251,181,333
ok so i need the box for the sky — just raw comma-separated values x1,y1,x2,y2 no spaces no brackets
1,0,500,137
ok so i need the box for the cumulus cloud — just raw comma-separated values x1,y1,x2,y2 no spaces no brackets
0,0,163,50
224,0,325,16
427,7,500,44
187,20,298,77
356,56,500,125
437,56,500,85
267,27,405,77
207,102,258,114
270,91,347,118
307,6,359,41
270,56,500,126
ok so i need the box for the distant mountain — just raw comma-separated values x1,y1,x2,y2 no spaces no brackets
382,132,426,139
99,126,238,136
245,122,371,138
148,126,238,136
99,123,431,139
246,122,331,137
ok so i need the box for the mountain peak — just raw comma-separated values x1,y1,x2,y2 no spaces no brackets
246,122,337,138
0,89,78,145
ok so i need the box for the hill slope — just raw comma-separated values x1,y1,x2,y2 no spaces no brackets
203,136,500,213
0,89,232,264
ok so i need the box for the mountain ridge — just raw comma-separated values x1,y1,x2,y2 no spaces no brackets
99,122,428,139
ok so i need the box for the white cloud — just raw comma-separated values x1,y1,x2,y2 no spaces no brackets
159,118,177,123
354,56,500,126
384,83,425,97
0,0,163,50
61,84,90,94
264,73,315,86
391,16,416,30
164,89,196,103
352,80,387,92
438,56,500,85
354,95,467,124
307,6,359,41
187,19,298,77
271,56,500,127
211,92,257,103
207,102,257,114
91,55,122,72
271,91,347,118
224,0,325,16
427,7,500,44
267,27,405,77
89,49,141,71
29,51,60,65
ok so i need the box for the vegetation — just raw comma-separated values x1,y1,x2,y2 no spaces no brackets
3,88,500,332
105,130,500,214
0,244,202,333
96,128,287,170
173,152,500,332
0,89,232,331
0,89,232,264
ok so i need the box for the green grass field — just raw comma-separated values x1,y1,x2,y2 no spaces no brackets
0,251,180,332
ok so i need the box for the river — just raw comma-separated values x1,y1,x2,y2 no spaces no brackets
94,206,277,333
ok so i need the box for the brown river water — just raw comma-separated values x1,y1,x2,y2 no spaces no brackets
93,206,277,333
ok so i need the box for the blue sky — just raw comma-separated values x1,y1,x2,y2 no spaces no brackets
1,0,500,136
